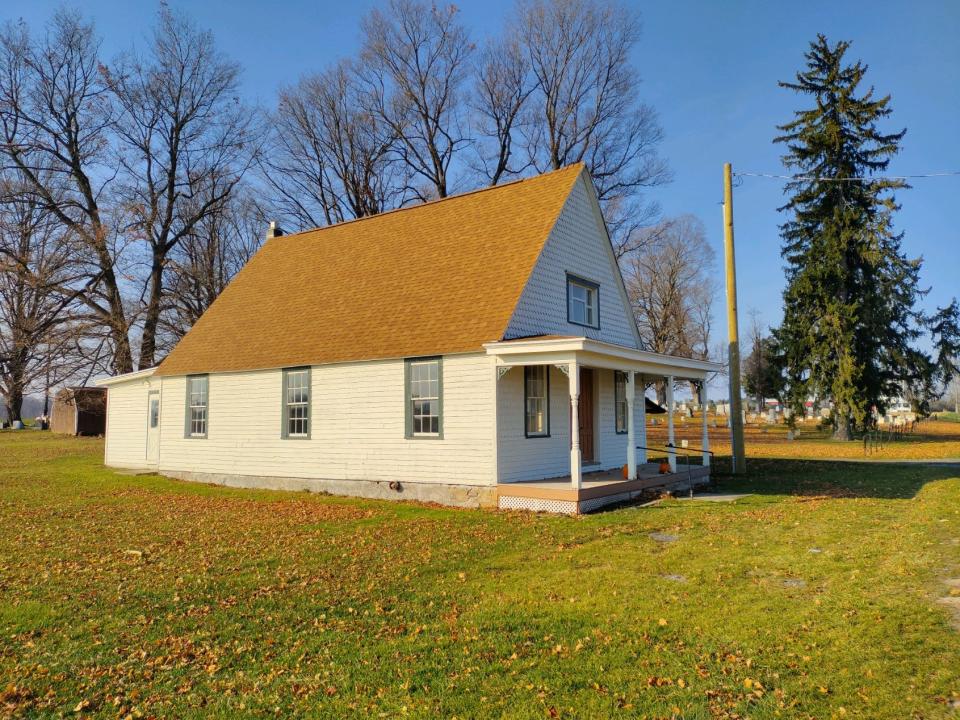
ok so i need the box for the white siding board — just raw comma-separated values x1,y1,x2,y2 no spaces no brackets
104,376,157,469
496,366,643,483
155,353,495,486
505,177,640,348
496,365,571,483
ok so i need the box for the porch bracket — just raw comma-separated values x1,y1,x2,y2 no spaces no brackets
496,365,513,380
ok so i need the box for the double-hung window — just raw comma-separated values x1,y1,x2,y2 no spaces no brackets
567,274,599,328
282,368,310,439
614,371,628,434
524,365,549,437
185,375,208,438
406,358,442,437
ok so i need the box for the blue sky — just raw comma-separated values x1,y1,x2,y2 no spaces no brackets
7,0,960,348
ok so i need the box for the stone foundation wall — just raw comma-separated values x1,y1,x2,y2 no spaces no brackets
162,470,498,509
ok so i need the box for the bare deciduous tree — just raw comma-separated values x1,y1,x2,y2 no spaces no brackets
515,0,670,255
625,215,715,402
0,170,87,422
265,61,402,230
109,7,260,369
359,0,473,200
162,189,265,344
0,11,135,373
471,35,533,185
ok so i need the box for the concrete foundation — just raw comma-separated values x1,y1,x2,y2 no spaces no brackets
159,469,499,508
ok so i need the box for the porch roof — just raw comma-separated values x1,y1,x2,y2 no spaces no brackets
483,336,721,380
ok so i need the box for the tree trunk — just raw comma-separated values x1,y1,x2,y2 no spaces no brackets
111,314,134,375
4,387,23,424
138,253,165,371
96,249,134,375
42,364,51,418
3,352,26,423
832,413,851,441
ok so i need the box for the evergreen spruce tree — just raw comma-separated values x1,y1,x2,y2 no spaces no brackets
775,35,928,440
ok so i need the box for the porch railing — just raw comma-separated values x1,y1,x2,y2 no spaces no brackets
635,443,714,496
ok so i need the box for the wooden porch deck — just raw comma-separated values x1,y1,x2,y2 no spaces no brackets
496,463,711,514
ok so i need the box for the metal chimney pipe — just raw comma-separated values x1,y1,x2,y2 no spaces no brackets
266,221,284,240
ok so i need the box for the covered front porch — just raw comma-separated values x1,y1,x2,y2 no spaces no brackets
485,336,721,514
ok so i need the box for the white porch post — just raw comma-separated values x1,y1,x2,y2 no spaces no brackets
700,380,710,467
626,371,636,480
637,376,647,464
666,375,676,472
569,361,581,488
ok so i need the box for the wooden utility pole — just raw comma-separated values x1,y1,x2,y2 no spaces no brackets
723,163,746,473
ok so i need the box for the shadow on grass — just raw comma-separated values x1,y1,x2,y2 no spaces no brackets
706,456,960,500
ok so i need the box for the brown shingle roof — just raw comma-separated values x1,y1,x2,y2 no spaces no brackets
156,164,585,376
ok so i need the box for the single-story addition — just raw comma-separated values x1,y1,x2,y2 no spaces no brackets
98,164,720,514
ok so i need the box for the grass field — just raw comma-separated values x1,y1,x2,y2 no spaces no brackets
1,433,959,718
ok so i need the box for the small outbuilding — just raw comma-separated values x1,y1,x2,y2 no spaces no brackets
50,387,107,436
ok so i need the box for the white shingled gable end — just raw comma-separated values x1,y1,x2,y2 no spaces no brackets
503,171,643,349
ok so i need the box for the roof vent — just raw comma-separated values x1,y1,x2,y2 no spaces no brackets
266,221,284,239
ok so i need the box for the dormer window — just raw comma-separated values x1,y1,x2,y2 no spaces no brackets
567,274,599,328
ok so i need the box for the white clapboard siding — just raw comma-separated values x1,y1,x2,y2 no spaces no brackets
504,175,640,349
156,353,495,486
104,376,157,469
497,366,642,483
497,365,572,483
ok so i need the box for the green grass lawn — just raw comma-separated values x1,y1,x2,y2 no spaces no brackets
1,434,959,718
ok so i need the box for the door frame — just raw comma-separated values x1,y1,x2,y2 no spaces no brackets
577,367,599,464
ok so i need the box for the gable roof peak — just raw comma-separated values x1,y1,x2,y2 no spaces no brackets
273,163,587,243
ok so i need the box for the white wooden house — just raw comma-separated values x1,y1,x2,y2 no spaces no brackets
99,165,719,514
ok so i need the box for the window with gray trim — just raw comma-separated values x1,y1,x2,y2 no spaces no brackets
185,375,208,438
405,358,442,437
567,274,599,328
614,371,628,434
524,365,549,437
283,368,310,438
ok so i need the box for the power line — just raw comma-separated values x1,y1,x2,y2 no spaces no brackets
735,170,960,182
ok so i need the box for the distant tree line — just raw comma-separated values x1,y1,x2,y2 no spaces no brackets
0,0,716,423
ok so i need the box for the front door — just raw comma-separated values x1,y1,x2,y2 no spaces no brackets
578,368,595,462
146,391,160,464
